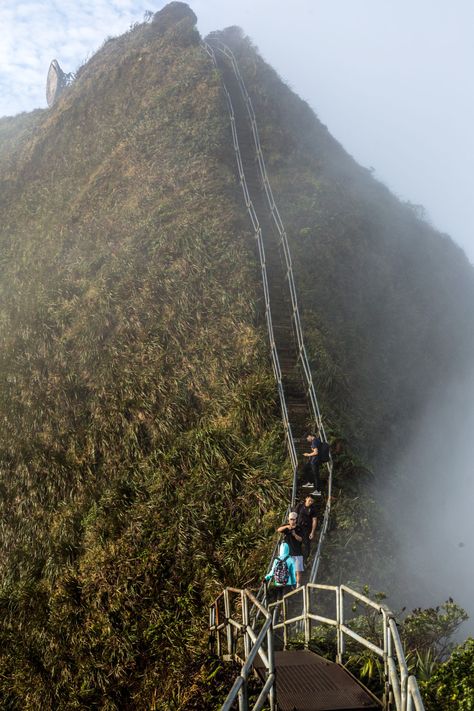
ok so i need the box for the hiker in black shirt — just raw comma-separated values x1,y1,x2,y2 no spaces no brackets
301,432,321,496
277,512,304,585
296,494,318,562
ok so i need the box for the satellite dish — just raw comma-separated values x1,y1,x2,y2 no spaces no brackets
46,59,74,107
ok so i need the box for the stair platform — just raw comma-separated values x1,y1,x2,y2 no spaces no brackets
254,650,381,711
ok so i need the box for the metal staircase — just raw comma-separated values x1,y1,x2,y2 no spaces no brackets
204,38,333,583
202,39,426,711
209,584,425,711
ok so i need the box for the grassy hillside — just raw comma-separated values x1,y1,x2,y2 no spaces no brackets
0,109,44,174
0,7,289,708
0,4,473,708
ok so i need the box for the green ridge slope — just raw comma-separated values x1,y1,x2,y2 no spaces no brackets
0,4,473,708
0,7,288,708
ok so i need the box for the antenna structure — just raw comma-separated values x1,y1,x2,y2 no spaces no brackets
46,59,74,107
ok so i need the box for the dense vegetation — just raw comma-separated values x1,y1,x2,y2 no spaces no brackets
0,6,291,708
422,638,474,710
303,592,474,710
0,3,473,708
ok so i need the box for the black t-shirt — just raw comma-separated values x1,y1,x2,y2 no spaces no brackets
283,525,303,556
296,502,318,531
310,437,321,463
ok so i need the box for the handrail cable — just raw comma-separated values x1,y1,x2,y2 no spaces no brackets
205,39,332,583
204,43,298,536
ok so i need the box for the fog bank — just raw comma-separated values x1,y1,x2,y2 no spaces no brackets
383,369,474,637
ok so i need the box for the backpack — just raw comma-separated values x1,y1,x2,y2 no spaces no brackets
318,440,330,463
273,555,290,585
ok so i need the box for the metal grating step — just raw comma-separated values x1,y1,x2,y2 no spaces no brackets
254,650,381,711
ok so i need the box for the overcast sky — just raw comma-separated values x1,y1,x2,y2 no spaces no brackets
1,0,473,261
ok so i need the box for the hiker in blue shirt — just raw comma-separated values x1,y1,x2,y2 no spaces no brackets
264,541,296,621
301,432,322,496
264,540,297,588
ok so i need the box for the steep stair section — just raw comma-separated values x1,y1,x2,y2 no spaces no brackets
212,48,313,501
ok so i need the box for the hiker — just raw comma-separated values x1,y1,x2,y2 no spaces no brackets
302,432,321,496
264,540,296,617
264,540,296,590
277,512,304,586
296,494,318,562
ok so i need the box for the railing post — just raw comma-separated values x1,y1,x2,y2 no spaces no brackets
209,605,215,655
267,619,276,711
337,586,345,663
283,594,288,650
291,465,297,508
382,609,391,710
242,591,250,661
238,675,248,711
215,600,222,659
224,589,233,658
386,628,394,710
401,666,408,711
304,585,310,648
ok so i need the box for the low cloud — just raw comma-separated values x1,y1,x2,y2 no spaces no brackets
383,369,474,637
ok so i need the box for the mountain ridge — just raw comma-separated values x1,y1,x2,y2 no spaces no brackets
0,4,473,707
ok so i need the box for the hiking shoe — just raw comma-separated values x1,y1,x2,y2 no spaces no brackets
311,490,322,496
302,482,313,488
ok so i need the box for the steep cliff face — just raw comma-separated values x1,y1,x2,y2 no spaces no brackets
0,5,473,708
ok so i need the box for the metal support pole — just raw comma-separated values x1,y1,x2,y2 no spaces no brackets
401,668,408,711
283,595,288,650
242,591,250,661
238,675,248,711
224,589,233,658
336,585,341,663
209,605,215,654
267,622,276,711
338,587,345,663
382,609,391,710
387,629,394,710
216,602,222,658
304,585,310,648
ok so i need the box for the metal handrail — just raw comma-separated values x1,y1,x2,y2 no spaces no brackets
265,583,425,711
204,45,299,585
209,588,276,711
205,39,332,582
407,676,425,711
204,44,425,711
210,584,425,710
